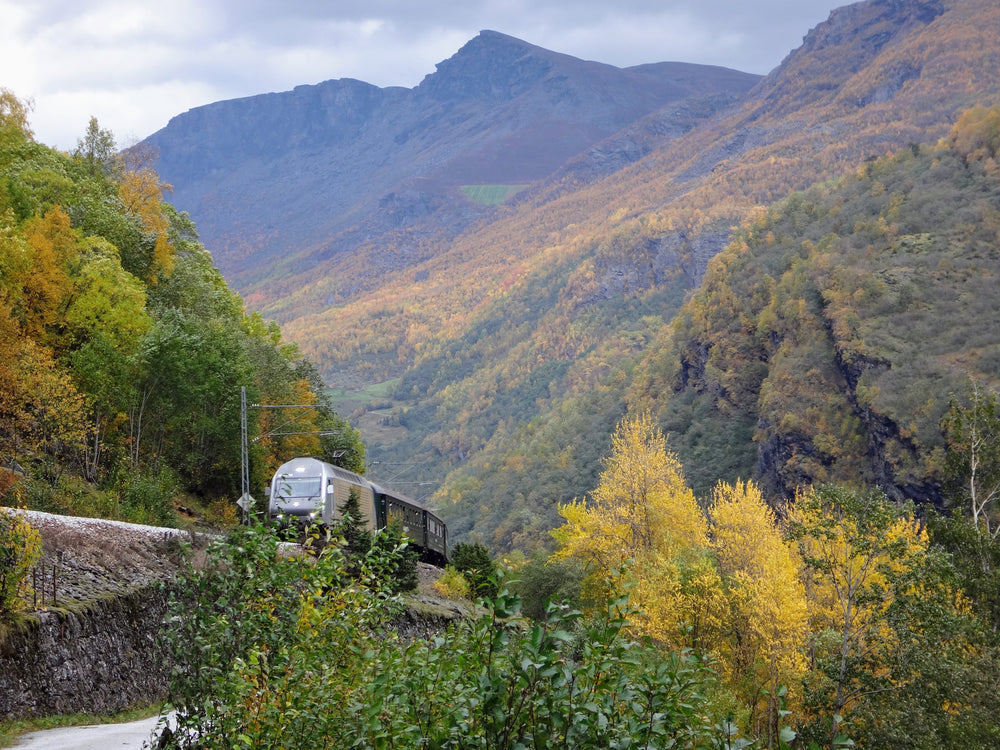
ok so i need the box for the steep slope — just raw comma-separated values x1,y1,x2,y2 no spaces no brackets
280,0,1000,550
143,31,758,300
630,111,1000,505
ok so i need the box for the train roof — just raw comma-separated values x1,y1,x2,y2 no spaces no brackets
273,456,371,489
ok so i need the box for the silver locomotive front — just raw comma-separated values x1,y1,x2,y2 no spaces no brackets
268,457,331,526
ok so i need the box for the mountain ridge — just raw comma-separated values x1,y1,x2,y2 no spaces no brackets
143,32,758,298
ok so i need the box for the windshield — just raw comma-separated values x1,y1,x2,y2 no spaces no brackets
272,475,322,507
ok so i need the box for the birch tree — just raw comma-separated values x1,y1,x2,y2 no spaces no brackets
552,412,722,649
710,480,809,747
943,380,1000,542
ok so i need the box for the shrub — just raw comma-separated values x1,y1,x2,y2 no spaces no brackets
159,520,407,748
449,540,498,598
117,465,179,527
158,543,732,749
372,515,419,593
203,498,239,529
0,509,42,617
511,551,584,620
433,565,472,599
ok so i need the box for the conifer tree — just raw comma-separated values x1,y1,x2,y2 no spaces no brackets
338,487,371,555
449,541,498,598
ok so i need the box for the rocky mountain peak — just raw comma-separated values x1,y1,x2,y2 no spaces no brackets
743,0,946,117
416,30,561,102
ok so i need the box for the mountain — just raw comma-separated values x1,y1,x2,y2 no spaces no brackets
631,111,1000,505
143,31,758,303
145,0,1000,552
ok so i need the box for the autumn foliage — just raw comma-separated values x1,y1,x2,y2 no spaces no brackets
0,94,363,523
550,411,999,748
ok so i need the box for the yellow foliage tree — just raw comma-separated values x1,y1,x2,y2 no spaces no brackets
0,87,33,141
119,146,175,281
0,303,29,457
20,207,78,344
787,485,939,742
552,411,721,649
16,339,89,483
710,480,809,747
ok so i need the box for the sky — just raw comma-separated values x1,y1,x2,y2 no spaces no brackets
2,0,842,153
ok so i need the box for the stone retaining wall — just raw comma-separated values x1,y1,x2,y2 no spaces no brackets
0,585,171,720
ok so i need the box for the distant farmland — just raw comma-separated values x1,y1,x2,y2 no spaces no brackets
460,184,528,206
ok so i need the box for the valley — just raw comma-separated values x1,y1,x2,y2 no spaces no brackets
140,0,1000,551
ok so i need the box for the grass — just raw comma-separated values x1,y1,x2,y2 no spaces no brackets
0,704,163,747
327,378,401,409
459,184,528,206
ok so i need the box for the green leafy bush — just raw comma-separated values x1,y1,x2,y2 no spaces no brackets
159,522,406,748
157,524,734,749
116,465,179,527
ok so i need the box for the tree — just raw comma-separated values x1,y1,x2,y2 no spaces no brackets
74,117,119,177
19,207,78,346
64,236,151,349
17,339,89,483
371,516,419,593
942,380,1000,542
950,104,1000,162
449,541,498,598
337,487,371,555
0,304,30,458
118,143,174,282
551,412,718,649
0,87,33,140
787,485,983,748
709,479,809,747
788,487,916,736
552,411,706,571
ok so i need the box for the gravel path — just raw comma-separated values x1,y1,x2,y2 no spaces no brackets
12,713,168,749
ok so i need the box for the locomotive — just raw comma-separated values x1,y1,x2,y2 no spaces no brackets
267,456,448,564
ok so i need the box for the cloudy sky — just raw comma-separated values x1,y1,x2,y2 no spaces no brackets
3,0,841,152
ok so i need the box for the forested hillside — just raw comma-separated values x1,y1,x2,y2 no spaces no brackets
0,94,363,525
630,106,1000,501
337,0,1000,549
137,0,1000,552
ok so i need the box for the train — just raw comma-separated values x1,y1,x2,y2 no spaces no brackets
267,456,448,564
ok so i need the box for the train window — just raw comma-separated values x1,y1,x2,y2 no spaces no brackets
274,476,321,499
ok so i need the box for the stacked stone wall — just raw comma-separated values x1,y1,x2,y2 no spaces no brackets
0,586,171,720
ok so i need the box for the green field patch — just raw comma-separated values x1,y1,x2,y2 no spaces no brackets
327,378,401,410
460,184,529,206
